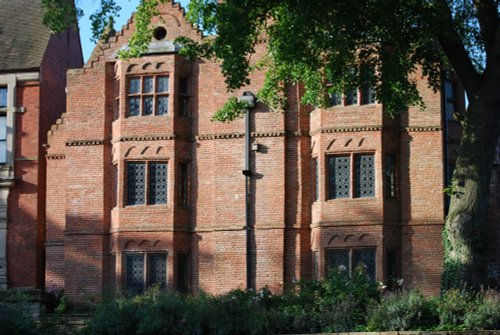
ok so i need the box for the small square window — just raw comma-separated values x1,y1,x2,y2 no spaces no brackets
127,75,169,116
345,89,358,105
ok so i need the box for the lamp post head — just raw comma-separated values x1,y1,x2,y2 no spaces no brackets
238,91,256,109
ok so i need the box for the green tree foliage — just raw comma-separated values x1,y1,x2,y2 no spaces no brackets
43,0,500,289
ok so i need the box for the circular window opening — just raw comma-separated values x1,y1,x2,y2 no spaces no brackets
153,26,167,40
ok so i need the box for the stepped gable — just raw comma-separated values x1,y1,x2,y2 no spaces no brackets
85,0,202,69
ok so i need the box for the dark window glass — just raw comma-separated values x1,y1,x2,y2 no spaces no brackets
128,75,169,116
126,254,145,295
129,78,140,94
143,96,154,115
314,158,319,202
179,96,189,117
148,254,167,289
385,155,396,198
329,156,351,199
361,86,376,105
354,154,375,198
326,250,349,274
353,249,376,281
179,163,189,207
176,253,189,293
0,87,7,108
329,91,342,107
157,76,169,93
143,76,154,93
149,162,167,204
127,162,146,205
345,89,358,105
129,97,140,116
179,77,189,94
157,96,169,115
126,253,168,295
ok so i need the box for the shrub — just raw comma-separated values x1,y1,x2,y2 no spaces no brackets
367,290,439,331
436,289,473,330
464,290,500,330
0,301,39,335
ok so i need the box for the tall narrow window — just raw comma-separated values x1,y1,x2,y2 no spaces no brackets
444,75,456,121
313,158,319,202
0,116,7,164
0,87,7,108
176,253,189,293
178,77,189,117
345,88,358,105
353,249,376,281
328,156,351,199
127,162,146,205
361,86,376,105
385,155,397,198
178,162,190,207
149,162,168,204
354,154,375,198
127,75,169,116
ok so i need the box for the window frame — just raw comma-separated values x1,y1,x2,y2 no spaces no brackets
327,152,376,200
125,160,168,206
127,74,170,117
178,162,190,207
124,252,168,295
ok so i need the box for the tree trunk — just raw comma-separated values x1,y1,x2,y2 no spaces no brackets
443,92,500,290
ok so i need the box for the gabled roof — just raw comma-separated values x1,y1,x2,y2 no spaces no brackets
0,0,53,72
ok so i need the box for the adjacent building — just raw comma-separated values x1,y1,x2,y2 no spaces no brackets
0,0,83,290
44,1,468,303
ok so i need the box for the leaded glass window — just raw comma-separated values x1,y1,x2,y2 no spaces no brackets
178,163,189,207
149,254,167,289
127,162,145,205
149,162,167,204
143,96,154,115
126,254,145,295
354,249,376,281
179,77,189,117
143,76,154,93
127,75,169,116
157,76,169,93
354,154,375,198
314,158,319,202
345,88,358,105
325,248,377,282
125,253,168,295
326,250,349,273
329,156,351,199
329,91,342,107
157,96,169,115
361,86,376,105
0,87,7,108
385,155,396,198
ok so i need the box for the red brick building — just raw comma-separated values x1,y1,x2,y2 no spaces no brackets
0,0,83,291
44,1,466,302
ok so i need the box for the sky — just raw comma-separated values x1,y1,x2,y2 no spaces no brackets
77,0,190,62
